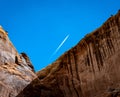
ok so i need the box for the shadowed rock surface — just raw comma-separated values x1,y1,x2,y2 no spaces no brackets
17,11,120,97
0,27,37,97
1,11,120,97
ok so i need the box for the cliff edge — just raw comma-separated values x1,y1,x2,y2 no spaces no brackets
17,11,120,97
1,10,120,97
0,26,37,97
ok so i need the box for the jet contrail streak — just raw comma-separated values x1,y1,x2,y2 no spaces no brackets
54,34,69,54
49,34,69,59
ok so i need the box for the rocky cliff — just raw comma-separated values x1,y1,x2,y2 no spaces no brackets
1,11,120,97
16,11,120,97
0,26,37,97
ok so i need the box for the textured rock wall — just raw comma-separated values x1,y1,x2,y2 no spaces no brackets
17,11,120,97
0,27,37,97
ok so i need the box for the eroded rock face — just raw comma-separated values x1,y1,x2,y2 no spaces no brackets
0,27,37,97
17,11,120,97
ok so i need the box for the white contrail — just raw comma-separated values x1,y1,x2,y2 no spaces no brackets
54,34,69,54
49,34,69,59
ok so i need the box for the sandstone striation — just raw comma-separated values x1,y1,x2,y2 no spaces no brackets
0,26,37,97
17,11,120,97
1,11,120,97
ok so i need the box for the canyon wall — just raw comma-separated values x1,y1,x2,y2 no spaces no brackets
0,27,37,97
17,11,120,97
0,11,120,97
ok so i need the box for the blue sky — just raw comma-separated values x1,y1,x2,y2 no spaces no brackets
0,0,119,71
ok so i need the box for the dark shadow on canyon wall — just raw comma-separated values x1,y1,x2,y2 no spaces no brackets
17,10,120,97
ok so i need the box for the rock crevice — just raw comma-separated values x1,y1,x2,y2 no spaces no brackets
0,26,37,97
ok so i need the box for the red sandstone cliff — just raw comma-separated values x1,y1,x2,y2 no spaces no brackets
0,27,37,97
17,11,120,97
0,11,120,97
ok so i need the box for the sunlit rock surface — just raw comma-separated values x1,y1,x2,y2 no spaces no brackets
1,11,120,97
0,27,37,97
17,11,120,97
